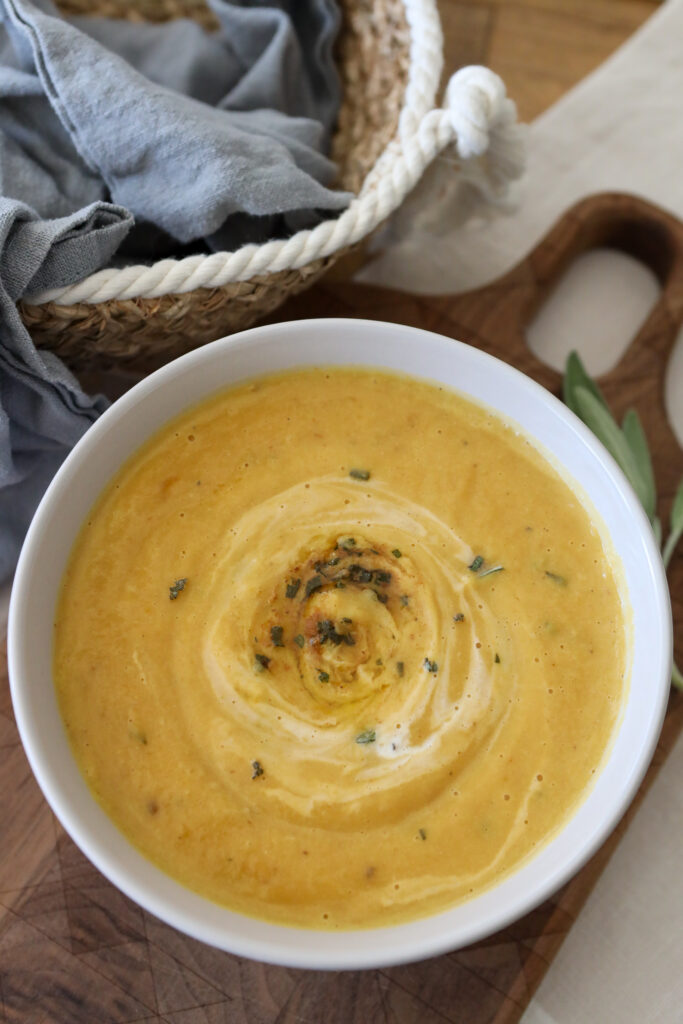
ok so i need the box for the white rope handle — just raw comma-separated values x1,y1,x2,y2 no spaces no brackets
31,66,524,306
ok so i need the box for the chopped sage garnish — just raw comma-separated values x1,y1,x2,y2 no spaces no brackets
270,625,284,647
251,760,264,779
494,653,501,664
396,661,405,677
254,653,270,672
285,578,301,599
347,564,373,584
373,570,392,585
169,578,188,600
392,549,402,559
304,574,324,598
400,594,410,607
355,729,376,744
294,634,305,648
423,658,438,673
468,555,484,573
453,613,465,623
339,537,357,551
375,592,388,604
318,670,330,683
545,570,567,586
335,581,346,589
477,565,504,579
349,468,371,481
418,828,427,841
317,619,355,646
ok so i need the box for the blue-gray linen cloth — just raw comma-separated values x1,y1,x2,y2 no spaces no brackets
0,0,347,580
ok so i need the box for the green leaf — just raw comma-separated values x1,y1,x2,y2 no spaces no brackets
563,351,609,418
652,515,662,549
574,388,651,514
621,409,656,522
662,478,683,569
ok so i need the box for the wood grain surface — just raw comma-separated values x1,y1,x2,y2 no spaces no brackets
439,0,658,121
2,192,683,1023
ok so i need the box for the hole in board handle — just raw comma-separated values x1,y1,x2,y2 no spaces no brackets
526,249,660,376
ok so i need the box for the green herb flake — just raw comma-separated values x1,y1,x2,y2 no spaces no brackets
348,564,373,584
339,536,356,550
349,468,371,481
375,592,388,604
392,549,402,559
418,828,427,841
453,613,465,623
294,634,305,648
477,565,504,579
317,619,353,647
285,578,301,599
400,594,410,607
254,653,270,672
468,555,484,572
251,760,264,779
304,574,324,598
169,578,188,600
396,661,405,677
270,625,284,647
494,653,501,664
423,658,438,673
545,571,567,586
335,581,346,589
318,670,330,683
355,729,376,744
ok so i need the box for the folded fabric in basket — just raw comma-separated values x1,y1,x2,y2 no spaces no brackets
0,0,349,581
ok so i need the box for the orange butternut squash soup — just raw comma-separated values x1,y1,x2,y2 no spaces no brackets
54,367,629,929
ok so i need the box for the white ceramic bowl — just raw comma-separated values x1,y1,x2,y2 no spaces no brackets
9,319,672,970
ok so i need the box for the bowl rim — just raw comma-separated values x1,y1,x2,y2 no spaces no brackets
8,317,672,970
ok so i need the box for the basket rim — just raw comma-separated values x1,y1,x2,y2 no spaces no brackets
29,0,444,307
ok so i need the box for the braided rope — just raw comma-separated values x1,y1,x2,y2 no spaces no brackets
31,3,524,306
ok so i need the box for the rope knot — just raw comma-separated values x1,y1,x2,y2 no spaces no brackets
444,66,510,160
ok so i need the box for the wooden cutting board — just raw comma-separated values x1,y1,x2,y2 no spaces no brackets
2,192,682,1024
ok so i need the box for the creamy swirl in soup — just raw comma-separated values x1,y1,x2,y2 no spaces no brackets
54,368,629,928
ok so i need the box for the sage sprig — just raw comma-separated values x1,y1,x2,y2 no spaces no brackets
563,351,682,690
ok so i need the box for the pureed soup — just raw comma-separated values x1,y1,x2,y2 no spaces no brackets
54,367,629,929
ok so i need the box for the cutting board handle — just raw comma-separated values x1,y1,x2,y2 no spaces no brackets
518,192,683,375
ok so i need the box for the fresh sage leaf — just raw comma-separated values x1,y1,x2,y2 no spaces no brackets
652,515,662,548
622,408,656,522
662,478,683,569
574,387,652,514
563,351,609,418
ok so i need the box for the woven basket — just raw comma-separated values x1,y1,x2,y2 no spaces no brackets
21,0,523,372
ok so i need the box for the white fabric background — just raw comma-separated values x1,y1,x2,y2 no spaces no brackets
361,1,683,1019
